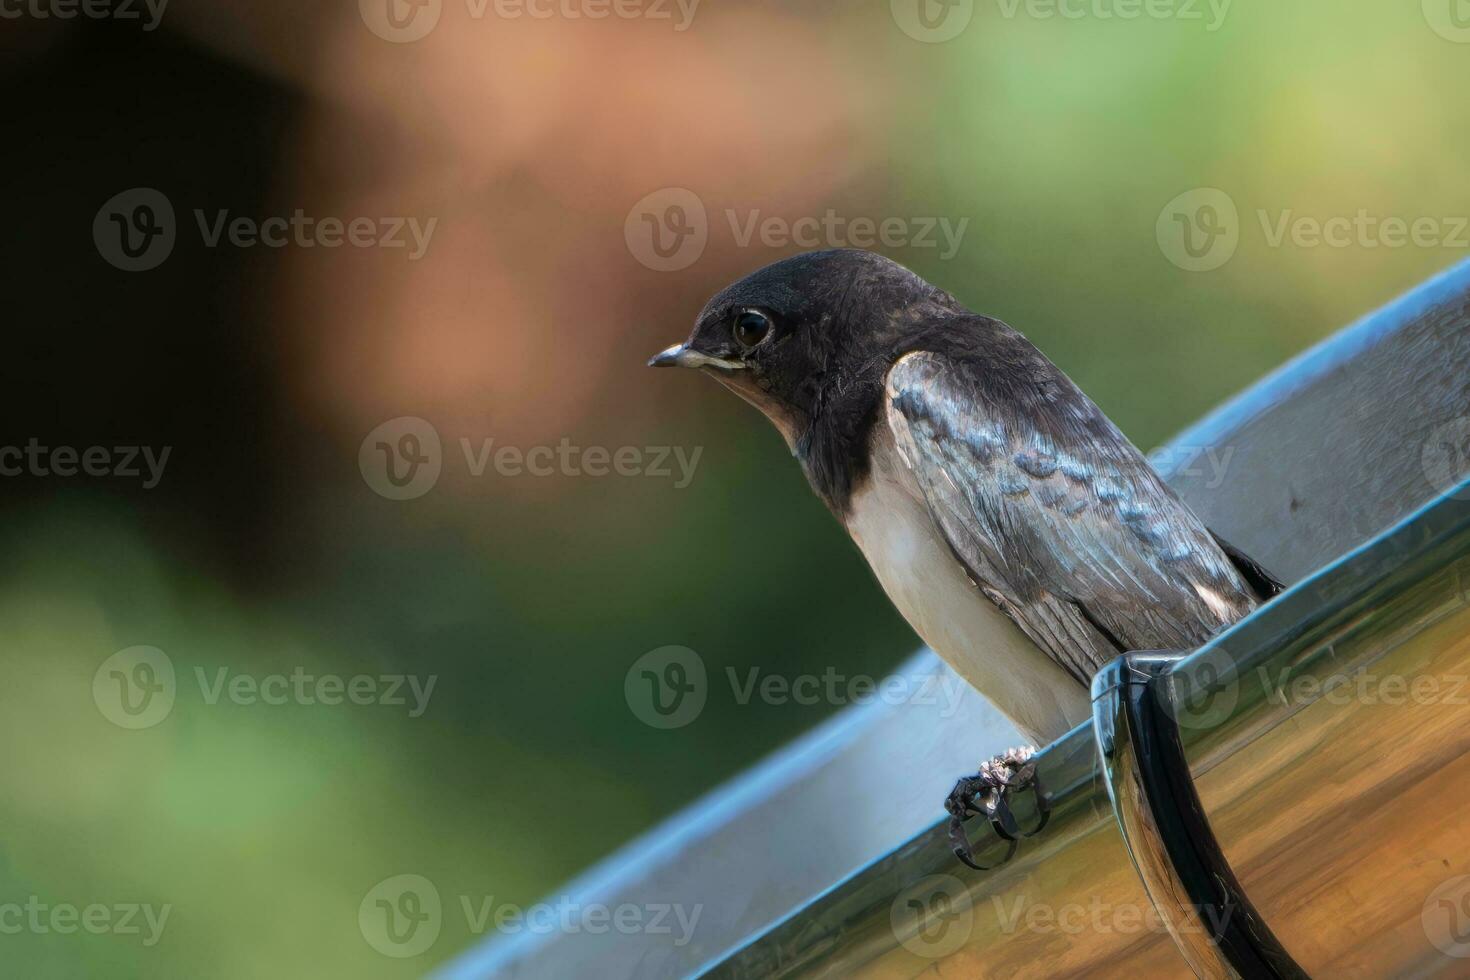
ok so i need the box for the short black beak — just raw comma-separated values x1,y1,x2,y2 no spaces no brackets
647,344,747,371
648,344,690,368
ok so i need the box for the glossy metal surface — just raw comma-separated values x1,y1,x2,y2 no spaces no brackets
703,483,1470,978
1093,655,1305,980
1093,655,1237,980
442,263,1470,980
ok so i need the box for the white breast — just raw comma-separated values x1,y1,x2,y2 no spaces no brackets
843,426,1091,744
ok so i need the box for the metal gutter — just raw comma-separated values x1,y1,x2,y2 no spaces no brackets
701,482,1470,977
440,259,1470,980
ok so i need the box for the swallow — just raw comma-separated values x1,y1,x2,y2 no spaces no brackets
650,249,1281,868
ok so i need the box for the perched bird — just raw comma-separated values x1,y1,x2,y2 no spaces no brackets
650,249,1280,867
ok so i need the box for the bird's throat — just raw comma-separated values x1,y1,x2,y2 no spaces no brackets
706,369,808,455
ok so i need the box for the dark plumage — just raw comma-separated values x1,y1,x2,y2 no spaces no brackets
668,248,967,513
883,347,1275,684
652,248,1283,867
651,247,1280,721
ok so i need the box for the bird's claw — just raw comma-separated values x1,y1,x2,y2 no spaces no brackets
944,746,1049,870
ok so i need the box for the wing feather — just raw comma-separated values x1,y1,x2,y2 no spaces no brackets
884,349,1258,685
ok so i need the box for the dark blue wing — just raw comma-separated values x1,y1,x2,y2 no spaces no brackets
884,349,1258,685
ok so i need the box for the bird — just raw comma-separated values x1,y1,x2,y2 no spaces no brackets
649,248,1281,868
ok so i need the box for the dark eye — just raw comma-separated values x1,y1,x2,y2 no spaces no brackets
733,310,771,348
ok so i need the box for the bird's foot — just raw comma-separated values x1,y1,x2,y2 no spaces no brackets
945,746,1049,870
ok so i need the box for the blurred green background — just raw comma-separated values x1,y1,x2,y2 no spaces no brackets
2,1,1468,976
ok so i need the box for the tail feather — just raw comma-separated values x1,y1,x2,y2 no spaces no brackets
1210,530,1285,601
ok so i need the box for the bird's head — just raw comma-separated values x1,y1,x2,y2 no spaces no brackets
649,249,958,452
